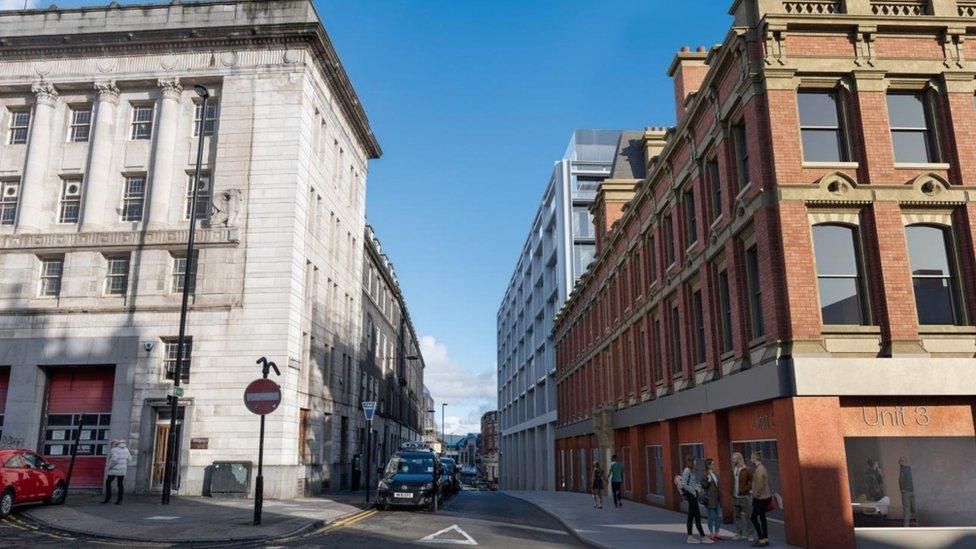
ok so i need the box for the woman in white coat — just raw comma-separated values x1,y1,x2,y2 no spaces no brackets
103,439,132,504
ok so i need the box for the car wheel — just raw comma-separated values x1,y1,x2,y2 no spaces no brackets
45,483,66,505
0,489,13,519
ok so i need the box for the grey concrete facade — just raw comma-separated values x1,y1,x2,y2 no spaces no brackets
496,130,621,490
0,0,379,498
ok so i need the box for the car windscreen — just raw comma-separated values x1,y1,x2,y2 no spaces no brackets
386,455,435,476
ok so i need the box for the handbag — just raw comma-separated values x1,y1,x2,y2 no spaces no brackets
766,496,778,512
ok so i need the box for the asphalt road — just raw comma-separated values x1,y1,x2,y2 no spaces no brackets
0,490,585,548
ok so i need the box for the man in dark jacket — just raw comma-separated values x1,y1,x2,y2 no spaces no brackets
899,457,915,527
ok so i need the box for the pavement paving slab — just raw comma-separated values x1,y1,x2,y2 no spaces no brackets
505,490,795,549
20,492,368,543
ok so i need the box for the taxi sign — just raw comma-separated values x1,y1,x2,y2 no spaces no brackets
244,378,281,415
362,401,377,421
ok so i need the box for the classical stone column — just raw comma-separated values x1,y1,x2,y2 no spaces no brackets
16,82,58,233
147,78,182,229
80,81,121,231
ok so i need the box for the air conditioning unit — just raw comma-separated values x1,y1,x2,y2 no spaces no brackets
3,184,18,198
64,182,82,197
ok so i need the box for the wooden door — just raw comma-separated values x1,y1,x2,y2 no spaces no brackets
151,424,169,490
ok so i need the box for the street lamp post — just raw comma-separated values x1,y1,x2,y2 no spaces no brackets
441,403,447,451
161,84,209,505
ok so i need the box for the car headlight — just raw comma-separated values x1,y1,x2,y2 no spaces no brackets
378,481,389,491
421,483,432,490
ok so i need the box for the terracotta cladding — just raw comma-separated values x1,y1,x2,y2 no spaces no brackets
554,11,976,430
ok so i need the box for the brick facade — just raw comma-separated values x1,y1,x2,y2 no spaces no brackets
552,1,976,547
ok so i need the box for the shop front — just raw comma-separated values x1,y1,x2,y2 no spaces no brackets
840,398,976,529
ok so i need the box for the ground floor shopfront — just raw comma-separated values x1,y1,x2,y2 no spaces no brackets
555,396,976,548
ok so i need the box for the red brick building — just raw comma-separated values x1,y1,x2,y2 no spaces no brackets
552,1,976,547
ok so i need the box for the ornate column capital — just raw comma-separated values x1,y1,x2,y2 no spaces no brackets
31,81,58,107
94,80,121,105
157,77,183,101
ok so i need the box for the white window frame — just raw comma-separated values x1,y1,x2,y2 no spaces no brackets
39,256,64,298
162,337,192,382
185,172,211,221
7,109,30,145
192,101,218,137
104,254,130,296
68,106,92,143
121,174,146,222
130,104,154,140
171,251,198,294
57,178,83,224
0,178,19,226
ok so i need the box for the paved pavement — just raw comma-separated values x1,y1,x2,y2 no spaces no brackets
506,490,793,548
17,491,366,544
2,489,580,548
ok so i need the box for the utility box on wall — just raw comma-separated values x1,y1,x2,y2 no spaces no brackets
205,461,252,497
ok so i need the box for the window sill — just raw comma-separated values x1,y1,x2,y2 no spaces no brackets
918,325,976,335
802,161,859,169
709,215,724,230
893,163,950,170
821,325,881,335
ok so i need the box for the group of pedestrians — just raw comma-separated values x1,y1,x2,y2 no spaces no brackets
590,454,624,509
678,451,773,546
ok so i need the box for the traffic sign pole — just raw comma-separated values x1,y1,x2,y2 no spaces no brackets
249,357,281,526
362,401,377,505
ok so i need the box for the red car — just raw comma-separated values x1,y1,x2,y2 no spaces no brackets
0,449,67,518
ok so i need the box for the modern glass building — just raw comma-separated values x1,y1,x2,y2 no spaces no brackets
496,130,622,490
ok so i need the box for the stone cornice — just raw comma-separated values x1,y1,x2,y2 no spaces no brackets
0,20,381,159
0,227,240,252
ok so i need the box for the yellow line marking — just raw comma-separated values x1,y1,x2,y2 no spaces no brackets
319,508,378,532
6,515,77,540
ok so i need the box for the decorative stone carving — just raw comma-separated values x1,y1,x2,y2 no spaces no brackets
763,24,787,66
911,173,950,198
854,27,876,67
817,171,857,196
31,81,58,107
94,80,120,105
942,29,966,69
33,60,51,76
157,77,182,99
160,53,177,70
211,188,243,227
0,227,240,251
219,50,238,67
96,57,117,73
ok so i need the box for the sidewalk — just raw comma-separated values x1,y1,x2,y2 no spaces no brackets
20,491,370,543
505,491,793,549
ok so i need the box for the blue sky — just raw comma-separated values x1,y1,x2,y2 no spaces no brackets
4,0,733,433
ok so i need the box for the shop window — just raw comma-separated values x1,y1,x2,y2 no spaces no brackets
731,440,783,520
799,90,849,163
812,224,868,325
845,436,976,527
645,445,664,496
905,225,962,325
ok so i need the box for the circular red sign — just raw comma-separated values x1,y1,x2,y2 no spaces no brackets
244,378,281,415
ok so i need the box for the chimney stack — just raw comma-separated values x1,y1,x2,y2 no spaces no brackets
667,45,709,122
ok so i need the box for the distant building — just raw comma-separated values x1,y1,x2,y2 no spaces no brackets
496,130,624,491
480,410,498,484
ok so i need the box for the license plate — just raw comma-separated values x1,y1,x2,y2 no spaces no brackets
394,492,412,499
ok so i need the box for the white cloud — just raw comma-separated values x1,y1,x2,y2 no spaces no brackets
0,0,39,10
420,335,496,434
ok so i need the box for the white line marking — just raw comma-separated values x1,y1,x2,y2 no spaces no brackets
245,392,279,401
144,516,180,520
419,524,478,545
499,523,568,536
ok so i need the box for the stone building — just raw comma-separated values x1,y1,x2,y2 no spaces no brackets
553,1,976,547
0,0,380,499
496,130,623,491
360,225,425,473
479,410,498,484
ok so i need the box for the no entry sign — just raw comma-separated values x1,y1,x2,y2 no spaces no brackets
244,378,281,415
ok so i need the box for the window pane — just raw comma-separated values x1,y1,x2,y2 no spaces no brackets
913,278,956,325
798,92,839,127
906,225,952,277
887,93,928,129
802,129,844,162
819,278,863,325
892,131,932,164
813,225,859,276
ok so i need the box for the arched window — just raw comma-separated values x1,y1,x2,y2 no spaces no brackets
812,223,868,325
906,224,962,325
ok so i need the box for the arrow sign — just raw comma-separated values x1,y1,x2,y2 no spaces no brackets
362,401,377,421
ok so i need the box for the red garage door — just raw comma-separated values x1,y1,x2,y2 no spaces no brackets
43,367,115,487
0,367,9,441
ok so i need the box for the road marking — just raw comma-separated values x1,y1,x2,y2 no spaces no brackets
320,508,378,532
5,515,77,541
419,524,477,545
144,515,180,520
500,522,568,536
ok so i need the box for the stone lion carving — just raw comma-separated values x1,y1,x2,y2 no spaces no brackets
211,188,243,227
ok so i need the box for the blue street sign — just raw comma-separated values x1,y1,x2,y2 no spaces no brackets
362,401,377,421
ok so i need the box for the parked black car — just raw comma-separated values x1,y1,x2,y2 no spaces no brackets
439,457,460,494
376,445,442,512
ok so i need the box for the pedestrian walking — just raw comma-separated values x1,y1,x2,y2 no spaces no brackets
899,456,915,527
591,460,605,509
102,439,132,505
749,451,772,547
701,459,723,541
865,459,885,501
731,452,755,542
608,454,624,508
679,456,710,544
